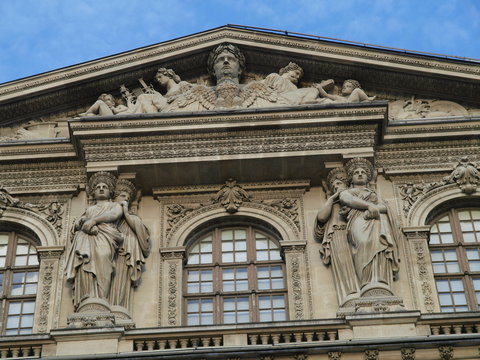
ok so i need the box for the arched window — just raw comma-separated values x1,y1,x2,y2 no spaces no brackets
0,231,39,334
429,208,480,312
184,225,287,325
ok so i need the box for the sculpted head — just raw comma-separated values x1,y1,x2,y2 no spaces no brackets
114,179,136,206
98,93,116,108
345,158,374,186
341,79,361,96
155,68,181,87
327,167,348,193
88,171,116,200
207,43,246,82
279,62,304,84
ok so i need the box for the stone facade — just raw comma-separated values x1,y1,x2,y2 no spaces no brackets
0,26,479,359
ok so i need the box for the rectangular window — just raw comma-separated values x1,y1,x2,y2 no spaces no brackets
257,265,284,290
431,249,460,274
186,298,213,325
5,301,36,335
223,297,250,324
258,295,286,321
435,278,468,312
222,268,248,292
187,270,213,294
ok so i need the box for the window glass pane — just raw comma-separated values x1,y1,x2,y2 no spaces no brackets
234,229,246,239
0,234,8,268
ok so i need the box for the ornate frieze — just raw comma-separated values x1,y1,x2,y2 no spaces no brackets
0,161,85,194
81,124,377,163
378,141,480,174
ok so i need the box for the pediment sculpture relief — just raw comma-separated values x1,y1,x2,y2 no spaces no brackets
314,159,404,315
388,97,471,120
65,172,150,328
79,43,377,116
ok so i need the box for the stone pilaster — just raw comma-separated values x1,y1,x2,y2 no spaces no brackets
159,247,185,326
34,246,64,333
403,226,439,313
282,241,311,320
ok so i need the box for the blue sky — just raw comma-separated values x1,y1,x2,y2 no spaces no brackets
0,0,479,84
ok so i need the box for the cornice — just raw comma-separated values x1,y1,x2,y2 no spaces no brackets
1,27,477,100
68,104,387,136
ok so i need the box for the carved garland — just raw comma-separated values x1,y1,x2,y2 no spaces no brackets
167,263,178,326
413,240,435,313
36,262,54,333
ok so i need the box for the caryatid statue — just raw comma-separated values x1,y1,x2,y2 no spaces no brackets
65,171,123,312
314,167,360,306
109,179,151,316
339,158,400,297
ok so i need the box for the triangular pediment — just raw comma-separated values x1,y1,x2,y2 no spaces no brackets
0,25,479,138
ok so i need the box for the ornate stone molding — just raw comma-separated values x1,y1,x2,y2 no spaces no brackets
37,246,65,259
404,228,436,313
81,124,376,163
36,262,54,333
167,262,178,326
282,241,310,321
377,141,480,174
159,247,185,327
160,179,307,247
160,247,186,260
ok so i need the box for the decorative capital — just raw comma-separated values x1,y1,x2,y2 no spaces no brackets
37,246,65,259
160,247,186,259
281,241,306,254
402,226,431,241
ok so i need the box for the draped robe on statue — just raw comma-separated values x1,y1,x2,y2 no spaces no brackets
340,188,399,293
109,213,150,312
315,200,360,306
65,201,123,309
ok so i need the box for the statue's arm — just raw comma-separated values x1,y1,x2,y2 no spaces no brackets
81,203,123,233
340,190,384,219
316,193,338,223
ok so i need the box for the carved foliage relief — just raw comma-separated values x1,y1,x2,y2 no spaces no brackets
158,179,307,247
398,157,480,217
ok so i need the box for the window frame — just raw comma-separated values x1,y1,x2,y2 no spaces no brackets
0,231,39,335
183,225,288,325
429,208,480,312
